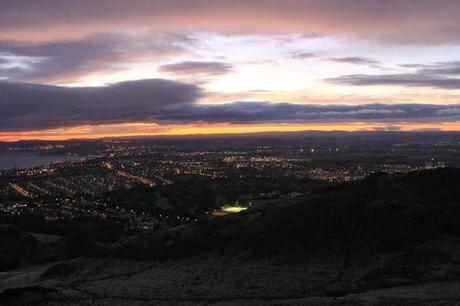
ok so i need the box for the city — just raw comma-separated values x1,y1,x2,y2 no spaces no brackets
1,132,459,232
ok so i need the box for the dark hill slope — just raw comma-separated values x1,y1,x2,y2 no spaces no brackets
2,169,460,305
116,168,460,260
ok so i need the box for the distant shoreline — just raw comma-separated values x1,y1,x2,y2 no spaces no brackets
1,130,460,144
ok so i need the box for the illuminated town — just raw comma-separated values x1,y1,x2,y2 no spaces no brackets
1,132,459,232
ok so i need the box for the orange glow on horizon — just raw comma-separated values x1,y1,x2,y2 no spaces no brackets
2,121,460,142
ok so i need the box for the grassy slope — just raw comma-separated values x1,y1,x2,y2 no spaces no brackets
116,168,460,260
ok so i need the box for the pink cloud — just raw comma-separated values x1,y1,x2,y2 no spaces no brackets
1,0,459,44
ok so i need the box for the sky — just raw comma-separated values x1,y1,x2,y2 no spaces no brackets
1,0,460,141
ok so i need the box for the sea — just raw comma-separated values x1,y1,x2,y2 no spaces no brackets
0,150,81,170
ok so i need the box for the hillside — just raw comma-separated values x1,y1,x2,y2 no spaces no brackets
1,169,460,305
115,168,460,259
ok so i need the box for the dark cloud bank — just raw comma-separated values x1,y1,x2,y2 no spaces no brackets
0,33,187,82
160,102,460,124
2,0,460,44
0,79,200,131
328,57,381,67
328,61,460,89
159,61,233,76
1,80,460,131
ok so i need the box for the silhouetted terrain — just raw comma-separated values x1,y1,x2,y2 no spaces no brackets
1,168,460,305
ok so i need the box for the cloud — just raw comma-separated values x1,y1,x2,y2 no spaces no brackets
329,61,460,90
372,125,401,131
1,0,460,44
0,79,201,131
399,64,424,68
0,33,187,83
436,108,460,115
327,74,460,90
417,61,460,76
318,109,404,116
328,57,381,67
290,52,317,59
156,102,460,124
159,61,233,76
2,79,460,131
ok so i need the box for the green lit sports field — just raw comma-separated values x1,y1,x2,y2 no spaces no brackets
221,205,249,213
